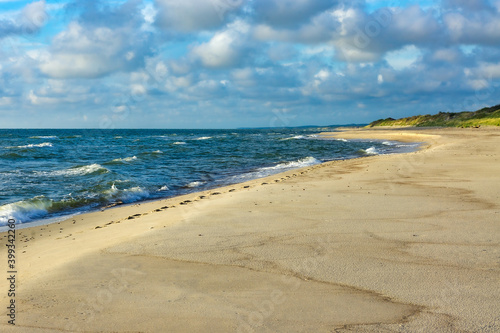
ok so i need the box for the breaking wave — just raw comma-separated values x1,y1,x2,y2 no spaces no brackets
44,164,109,177
8,142,53,149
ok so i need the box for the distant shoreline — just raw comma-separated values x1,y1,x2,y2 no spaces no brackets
368,103,500,128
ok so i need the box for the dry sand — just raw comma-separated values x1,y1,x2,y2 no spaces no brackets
1,127,499,332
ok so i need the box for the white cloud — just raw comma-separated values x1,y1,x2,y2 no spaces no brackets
253,0,338,28
432,48,460,62
39,14,151,79
0,0,47,38
4,0,500,128
191,20,250,68
28,89,60,105
0,96,13,106
253,9,338,44
444,11,500,45
478,62,500,79
443,0,494,11
155,0,243,32
39,23,122,78
21,0,48,30
389,5,440,44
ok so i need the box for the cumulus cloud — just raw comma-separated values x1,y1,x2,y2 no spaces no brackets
40,23,120,78
253,0,338,28
155,0,244,32
191,20,251,68
444,10,500,45
254,5,442,62
0,0,48,39
443,0,496,11
254,10,339,44
4,0,500,128
39,1,152,79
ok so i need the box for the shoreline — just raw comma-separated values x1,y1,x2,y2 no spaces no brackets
1,127,499,332
0,132,420,232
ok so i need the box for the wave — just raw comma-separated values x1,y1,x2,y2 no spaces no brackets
0,196,53,225
0,152,23,160
173,142,186,145
227,156,321,183
260,156,321,171
195,136,212,140
139,150,163,157
8,142,53,149
0,195,89,225
158,185,169,191
280,134,319,141
104,184,150,203
29,136,58,139
280,135,306,141
185,181,205,188
104,156,138,165
0,183,152,225
60,135,81,139
45,164,109,177
111,156,138,163
363,147,379,155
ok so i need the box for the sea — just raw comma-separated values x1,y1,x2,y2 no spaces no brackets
0,128,419,228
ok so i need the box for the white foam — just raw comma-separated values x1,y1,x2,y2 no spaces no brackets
260,156,321,171
173,142,186,145
9,142,53,149
120,186,149,202
29,136,57,139
46,164,109,177
195,136,212,140
153,150,163,154
105,185,150,203
364,147,379,155
0,197,51,225
186,181,205,188
382,141,395,146
158,185,169,191
228,157,321,183
112,156,138,163
280,135,306,141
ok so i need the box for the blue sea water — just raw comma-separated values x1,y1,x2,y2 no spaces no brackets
0,128,419,227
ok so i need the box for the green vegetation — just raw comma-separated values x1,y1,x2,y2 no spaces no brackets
367,104,500,128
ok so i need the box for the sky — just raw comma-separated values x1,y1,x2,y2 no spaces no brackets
0,0,500,129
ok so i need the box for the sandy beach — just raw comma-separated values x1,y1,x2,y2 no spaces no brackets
1,127,499,332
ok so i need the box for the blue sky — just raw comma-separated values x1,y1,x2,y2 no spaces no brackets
1,0,500,128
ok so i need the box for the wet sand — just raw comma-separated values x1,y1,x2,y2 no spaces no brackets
1,127,499,332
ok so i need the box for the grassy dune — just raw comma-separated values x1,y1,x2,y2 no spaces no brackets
368,104,500,128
